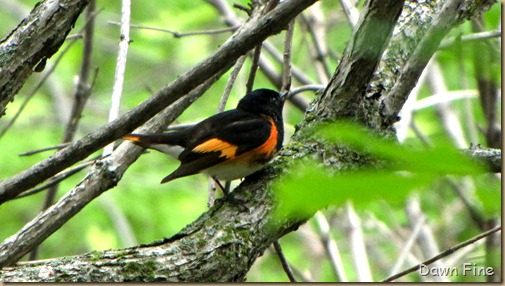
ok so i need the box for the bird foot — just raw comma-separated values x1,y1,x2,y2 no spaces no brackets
215,194,250,212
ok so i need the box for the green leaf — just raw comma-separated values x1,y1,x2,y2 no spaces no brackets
315,121,486,175
273,121,493,220
273,162,433,219
474,176,501,216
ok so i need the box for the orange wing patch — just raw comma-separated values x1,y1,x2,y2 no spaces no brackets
123,134,142,142
192,138,238,159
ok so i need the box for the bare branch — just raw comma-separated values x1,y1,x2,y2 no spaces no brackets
281,20,295,92
0,0,318,205
0,0,90,117
0,71,227,267
273,241,297,282
340,0,360,27
315,0,404,122
346,203,372,282
103,0,131,156
19,143,71,157
206,0,315,111
108,21,239,38
388,216,426,277
405,197,448,282
439,29,501,49
30,0,98,261
426,60,468,148
465,145,501,173
300,3,331,83
0,36,81,140
382,225,502,282
314,211,348,281
382,0,495,121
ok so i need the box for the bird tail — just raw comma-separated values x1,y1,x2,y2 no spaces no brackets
123,133,186,159
123,132,188,145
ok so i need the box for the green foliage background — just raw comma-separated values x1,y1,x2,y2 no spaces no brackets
0,0,501,282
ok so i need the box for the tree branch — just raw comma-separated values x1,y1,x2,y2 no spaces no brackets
0,0,90,117
466,145,501,173
0,68,228,268
0,0,318,205
382,225,501,282
314,0,404,123
381,0,495,124
0,162,304,281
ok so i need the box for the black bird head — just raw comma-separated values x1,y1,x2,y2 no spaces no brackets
237,88,286,121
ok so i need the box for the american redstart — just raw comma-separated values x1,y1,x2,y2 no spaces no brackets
123,88,287,184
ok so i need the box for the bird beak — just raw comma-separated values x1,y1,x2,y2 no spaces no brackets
280,91,289,102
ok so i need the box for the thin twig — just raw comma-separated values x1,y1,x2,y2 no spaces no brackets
233,3,252,15
65,34,83,40
219,56,246,113
439,30,501,49
340,0,360,28
0,9,101,140
29,1,98,261
426,60,468,149
382,225,502,282
366,212,422,269
99,193,138,247
471,18,501,148
273,240,297,282
63,6,97,143
313,211,348,282
395,58,428,143
444,237,484,266
262,41,315,86
0,66,232,267
409,120,432,147
0,41,79,140
19,143,71,157
454,33,479,144
346,202,372,282
13,157,102,200
447,178,486,229
287,84,324,98
103,0,131,156
405,196,448,282
388,216,426,277
300,5,331,83
413,90,478,110
281,20,295,92
256,51,311,111
246,45,262,93
270,14,296,282
108,21,239,38
206,0,314,111
245,2,271,93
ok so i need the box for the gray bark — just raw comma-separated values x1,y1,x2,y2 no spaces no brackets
0,0,90,117
0,0,318,205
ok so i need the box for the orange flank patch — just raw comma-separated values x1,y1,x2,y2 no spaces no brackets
193,138,238,159
255,117,278,157
123,134,142,142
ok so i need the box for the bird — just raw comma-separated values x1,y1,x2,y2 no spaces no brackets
123,88,287,186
